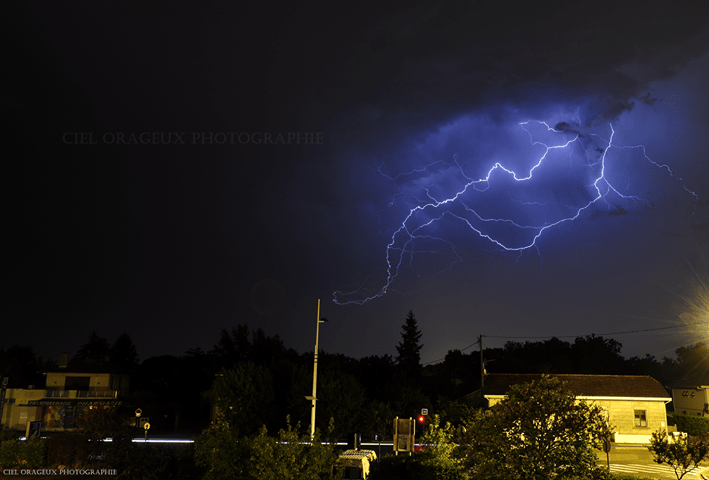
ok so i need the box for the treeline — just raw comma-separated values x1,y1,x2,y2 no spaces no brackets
1,312,707,440
479,335,708,386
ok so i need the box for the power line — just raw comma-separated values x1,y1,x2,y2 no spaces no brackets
422,340,479,365
482,321,708,339
421,321,707,365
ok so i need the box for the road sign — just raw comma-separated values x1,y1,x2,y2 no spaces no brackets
603,438,612,453
603,437,612,468
393,417,415,454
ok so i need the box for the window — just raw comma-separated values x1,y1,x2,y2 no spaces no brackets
634,410,647,427
65,376,91,390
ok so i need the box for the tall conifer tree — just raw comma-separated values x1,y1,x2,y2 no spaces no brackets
395,310,423,380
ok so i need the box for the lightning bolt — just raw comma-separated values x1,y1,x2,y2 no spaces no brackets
333,118,698,306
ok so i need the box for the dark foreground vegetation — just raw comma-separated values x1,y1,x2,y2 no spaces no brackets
1,376,708,479
3,312,707,440
1,312,708,478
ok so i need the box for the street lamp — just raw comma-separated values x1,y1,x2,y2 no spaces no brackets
306,299,328,441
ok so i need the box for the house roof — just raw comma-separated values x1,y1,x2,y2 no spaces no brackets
483,373,671,399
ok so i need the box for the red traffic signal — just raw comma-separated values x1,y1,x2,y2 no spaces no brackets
418,415,426,423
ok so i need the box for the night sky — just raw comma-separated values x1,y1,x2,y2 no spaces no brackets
4,1,708,366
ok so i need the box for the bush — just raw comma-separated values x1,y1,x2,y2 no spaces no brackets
416,414,467,478
0,430,21,443
671,413,709,436
369,452,468,480
648,429,709,480
108,442,198,480
194,415,338,480
45,429,198,479
194,417,248,479
0,438,46,468
248,424,338,480
46,432,92,468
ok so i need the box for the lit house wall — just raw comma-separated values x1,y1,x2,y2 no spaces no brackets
1,372,129,432
482,374,671,444
45,372,130,396
671,386,709,416
2,388,45,431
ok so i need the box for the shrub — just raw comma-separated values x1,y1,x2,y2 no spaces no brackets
45,432,92,468
0,430,21,443
671,413,709,436
369,452,468,480
416,414,467,478
193,416,248,479
108,442,198,480
0,440,20,468
0,438,46,468
648,429,709,480
194,415,338,480
248,423,338,480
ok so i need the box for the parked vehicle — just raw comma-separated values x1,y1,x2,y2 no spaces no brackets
333,449,377,479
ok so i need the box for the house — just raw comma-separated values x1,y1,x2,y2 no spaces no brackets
480,373,671,444
670,384,709,416
1,371,128,432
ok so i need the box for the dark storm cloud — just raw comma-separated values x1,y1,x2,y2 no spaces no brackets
318,1,709,243
312,1,709,143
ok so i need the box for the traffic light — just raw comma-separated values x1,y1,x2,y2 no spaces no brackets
418,415,426,424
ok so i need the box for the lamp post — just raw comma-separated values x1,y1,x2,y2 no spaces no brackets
307,299,328,441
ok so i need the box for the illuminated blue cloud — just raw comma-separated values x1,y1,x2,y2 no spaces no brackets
333,107,699,306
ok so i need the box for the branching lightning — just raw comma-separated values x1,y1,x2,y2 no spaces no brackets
333,118,698,306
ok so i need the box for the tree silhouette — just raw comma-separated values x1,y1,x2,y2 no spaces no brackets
395,310,423,381
108,332,139,373
71,331,110,368
212,362,275,436
211,325,251,366
0,345,47,388
571,334,626,374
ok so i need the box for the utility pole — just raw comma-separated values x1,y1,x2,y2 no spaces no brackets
307,299,328,441
479,335,485,406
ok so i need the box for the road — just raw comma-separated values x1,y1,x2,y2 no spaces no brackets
597,444,707,479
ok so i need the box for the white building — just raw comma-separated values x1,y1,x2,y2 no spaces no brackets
1,371,128,431
480,373,672,444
